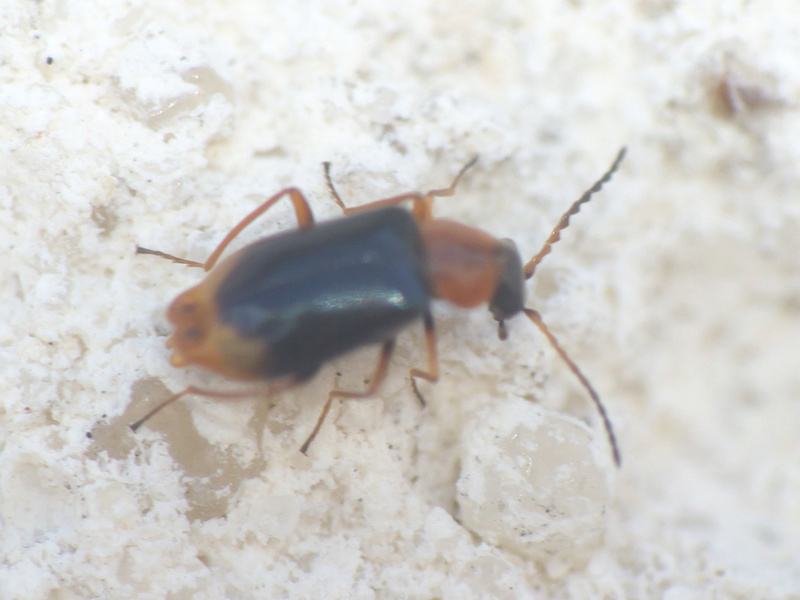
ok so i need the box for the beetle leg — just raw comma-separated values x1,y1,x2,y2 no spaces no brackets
130,379,299,432
201,188,315,271
131,386,238,431
135,245,207,268
523,148,626,280
137,187,316,271
409,311,438,407
299,339,396,455
323,156,477,223
522,307,621,467
322,161,348,211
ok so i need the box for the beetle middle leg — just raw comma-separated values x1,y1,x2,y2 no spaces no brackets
299,340,396,455
408,311,438,407
323,156,478,223
136,187,316,271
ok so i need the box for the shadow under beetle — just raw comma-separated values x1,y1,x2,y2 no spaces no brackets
133,149,626,466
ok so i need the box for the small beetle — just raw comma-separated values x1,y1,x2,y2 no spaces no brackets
133,149,625,465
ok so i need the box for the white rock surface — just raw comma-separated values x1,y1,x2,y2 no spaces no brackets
2,1,798,598
457,399,612,578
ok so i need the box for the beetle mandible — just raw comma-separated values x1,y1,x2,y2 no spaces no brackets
132,149,626,466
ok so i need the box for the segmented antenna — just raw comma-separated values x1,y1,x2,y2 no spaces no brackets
524,147,626,280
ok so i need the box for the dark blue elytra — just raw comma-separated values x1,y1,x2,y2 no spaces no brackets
216,207,430,381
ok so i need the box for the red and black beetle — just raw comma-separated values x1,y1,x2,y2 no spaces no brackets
133,149,625,465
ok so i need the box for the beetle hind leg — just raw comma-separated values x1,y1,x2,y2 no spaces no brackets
129,383,295,432
135,246,206,268
299,340,396,455
137,187,316,272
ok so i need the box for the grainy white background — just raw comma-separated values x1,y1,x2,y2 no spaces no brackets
2,1,799,598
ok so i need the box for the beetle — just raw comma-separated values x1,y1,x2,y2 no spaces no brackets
132,149,625,466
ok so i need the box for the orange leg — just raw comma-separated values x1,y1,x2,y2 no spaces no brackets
323,156,478,223
522,308,621,467
136,187,316,271
408,311,438,407
523,148,626,280
299,340,396,455
129,380,297,432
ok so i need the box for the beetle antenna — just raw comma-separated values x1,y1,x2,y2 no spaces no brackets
524,147,626,280
522,307,621,467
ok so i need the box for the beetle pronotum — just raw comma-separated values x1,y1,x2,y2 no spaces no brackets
133,149,625,466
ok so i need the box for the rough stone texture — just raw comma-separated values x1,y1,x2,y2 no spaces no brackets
2,1,798,598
